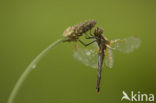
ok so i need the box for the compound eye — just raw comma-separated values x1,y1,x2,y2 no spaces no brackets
98,28,104,34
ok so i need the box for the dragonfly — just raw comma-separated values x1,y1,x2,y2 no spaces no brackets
73,27,141,92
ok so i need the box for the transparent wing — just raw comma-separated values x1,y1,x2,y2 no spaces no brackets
73,43,114,69
109,36,141,53
73,47,98,69
105,47,113,68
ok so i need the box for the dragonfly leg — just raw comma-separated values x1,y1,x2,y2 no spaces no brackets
79,39,96,47
85,36,95,39
89,29,93,36
84,32,95,39
84,33,90,38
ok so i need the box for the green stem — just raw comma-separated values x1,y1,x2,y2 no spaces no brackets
7,38,63,103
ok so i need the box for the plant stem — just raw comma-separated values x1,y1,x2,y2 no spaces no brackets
7,38,63,103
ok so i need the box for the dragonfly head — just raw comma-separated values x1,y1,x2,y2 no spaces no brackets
94,27,104,37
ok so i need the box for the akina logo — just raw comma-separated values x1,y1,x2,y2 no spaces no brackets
121,91,155,102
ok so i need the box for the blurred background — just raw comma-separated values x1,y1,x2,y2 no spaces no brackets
0,0,156,103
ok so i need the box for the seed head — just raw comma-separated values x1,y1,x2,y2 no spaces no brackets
63,20,96,42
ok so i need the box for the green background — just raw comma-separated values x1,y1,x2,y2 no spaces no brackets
0,0,156,103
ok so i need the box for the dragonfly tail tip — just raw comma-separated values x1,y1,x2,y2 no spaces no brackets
96,88,100,93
